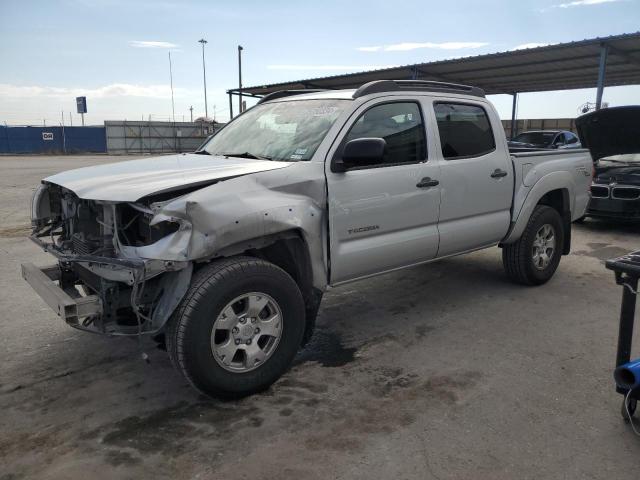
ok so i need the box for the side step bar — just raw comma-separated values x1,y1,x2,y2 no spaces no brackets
21,263,102,324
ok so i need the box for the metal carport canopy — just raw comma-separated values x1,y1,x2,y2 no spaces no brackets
229,31,640,99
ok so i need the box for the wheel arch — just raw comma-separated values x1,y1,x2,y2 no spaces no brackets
503,171,574,254
194,229,323,345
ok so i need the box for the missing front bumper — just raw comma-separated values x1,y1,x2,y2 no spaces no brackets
21,263,102,325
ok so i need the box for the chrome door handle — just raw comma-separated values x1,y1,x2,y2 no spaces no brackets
416,177,439,188
491,169,508,178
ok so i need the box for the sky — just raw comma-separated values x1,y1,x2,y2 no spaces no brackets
0,0,639,125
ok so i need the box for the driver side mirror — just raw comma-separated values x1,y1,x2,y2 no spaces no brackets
333,137,386,172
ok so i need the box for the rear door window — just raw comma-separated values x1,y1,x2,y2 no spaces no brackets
433,103,496,159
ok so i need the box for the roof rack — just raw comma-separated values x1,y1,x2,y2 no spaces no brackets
352,80,485,99
257,89,326,104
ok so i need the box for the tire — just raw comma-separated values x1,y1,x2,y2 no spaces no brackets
574,216,586,224
166,256,305,398
502,205,565,286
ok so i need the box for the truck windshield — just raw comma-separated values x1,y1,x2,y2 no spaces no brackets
513,132,556,145
202,99,348,161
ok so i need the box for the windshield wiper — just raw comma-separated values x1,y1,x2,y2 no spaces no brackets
220,152,273,160
194,150,211,155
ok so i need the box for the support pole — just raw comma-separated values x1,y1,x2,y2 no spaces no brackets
510,93,518,140
238,45,243,115
596,43,609,110
228,92,234,120
616,276,638,372
198,39,209,119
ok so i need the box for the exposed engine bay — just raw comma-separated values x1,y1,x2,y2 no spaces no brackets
30,182,192,335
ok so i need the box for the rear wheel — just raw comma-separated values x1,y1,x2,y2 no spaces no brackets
502,205,564,285
166,256,305,398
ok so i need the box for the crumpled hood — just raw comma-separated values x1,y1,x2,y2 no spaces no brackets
576,106,640,160
43,153,293,202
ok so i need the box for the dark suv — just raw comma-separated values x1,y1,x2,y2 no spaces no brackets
576,106,640,222
588,154,640,221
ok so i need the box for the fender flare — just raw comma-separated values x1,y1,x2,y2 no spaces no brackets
502,171,575,246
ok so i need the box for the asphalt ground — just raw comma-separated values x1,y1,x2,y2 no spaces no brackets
1,155,639,479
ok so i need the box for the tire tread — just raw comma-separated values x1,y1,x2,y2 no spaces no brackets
166,256,301,397
502,205,563,286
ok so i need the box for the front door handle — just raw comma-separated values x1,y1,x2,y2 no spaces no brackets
491,169,508,178
416,177,439,188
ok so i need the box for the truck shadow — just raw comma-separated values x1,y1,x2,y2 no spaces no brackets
575,217,639,235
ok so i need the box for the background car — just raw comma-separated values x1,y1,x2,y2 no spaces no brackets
508,130,582,150
587,154,640,221
576,105,640,222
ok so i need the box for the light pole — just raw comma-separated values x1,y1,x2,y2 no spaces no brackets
168,51,176,124
198,38,209,119
238,45,243,114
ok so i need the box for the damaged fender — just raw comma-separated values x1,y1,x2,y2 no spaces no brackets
119,162,329,290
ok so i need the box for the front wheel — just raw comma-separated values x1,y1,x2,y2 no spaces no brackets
166,256,306,398
502,205,565,286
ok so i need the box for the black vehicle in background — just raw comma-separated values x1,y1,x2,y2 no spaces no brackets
576,106,640,221
508,130,582,150
588,155,640,220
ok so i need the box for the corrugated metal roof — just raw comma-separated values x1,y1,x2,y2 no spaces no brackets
231,32,640,96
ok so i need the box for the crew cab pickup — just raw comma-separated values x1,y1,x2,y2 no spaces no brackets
22,80,592,397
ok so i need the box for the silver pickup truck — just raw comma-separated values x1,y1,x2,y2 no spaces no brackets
22,80,592,398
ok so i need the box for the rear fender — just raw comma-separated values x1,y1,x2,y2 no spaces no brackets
502,171,574,245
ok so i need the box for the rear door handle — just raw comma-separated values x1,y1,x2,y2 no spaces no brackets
491,169,508,178
416,177,439,188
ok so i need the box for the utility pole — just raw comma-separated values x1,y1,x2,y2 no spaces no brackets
198,38,209,119
69,112,72,126
168,51,176,124
238,45,243,114
61,110,64,127
213,104,216,122
189,105,194,122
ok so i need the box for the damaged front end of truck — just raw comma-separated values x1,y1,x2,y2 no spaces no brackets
21,154,327,338
24,182,194,336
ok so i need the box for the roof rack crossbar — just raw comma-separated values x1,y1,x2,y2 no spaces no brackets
352,80,485,99
257,89,327,104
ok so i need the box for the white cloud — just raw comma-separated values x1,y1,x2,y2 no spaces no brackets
357,42,488,52
0,83,187,99
558,0,620,6
511,42,550,50
385,42,488,51
129,40,178,49
266,65,399,71
543,0,622,10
